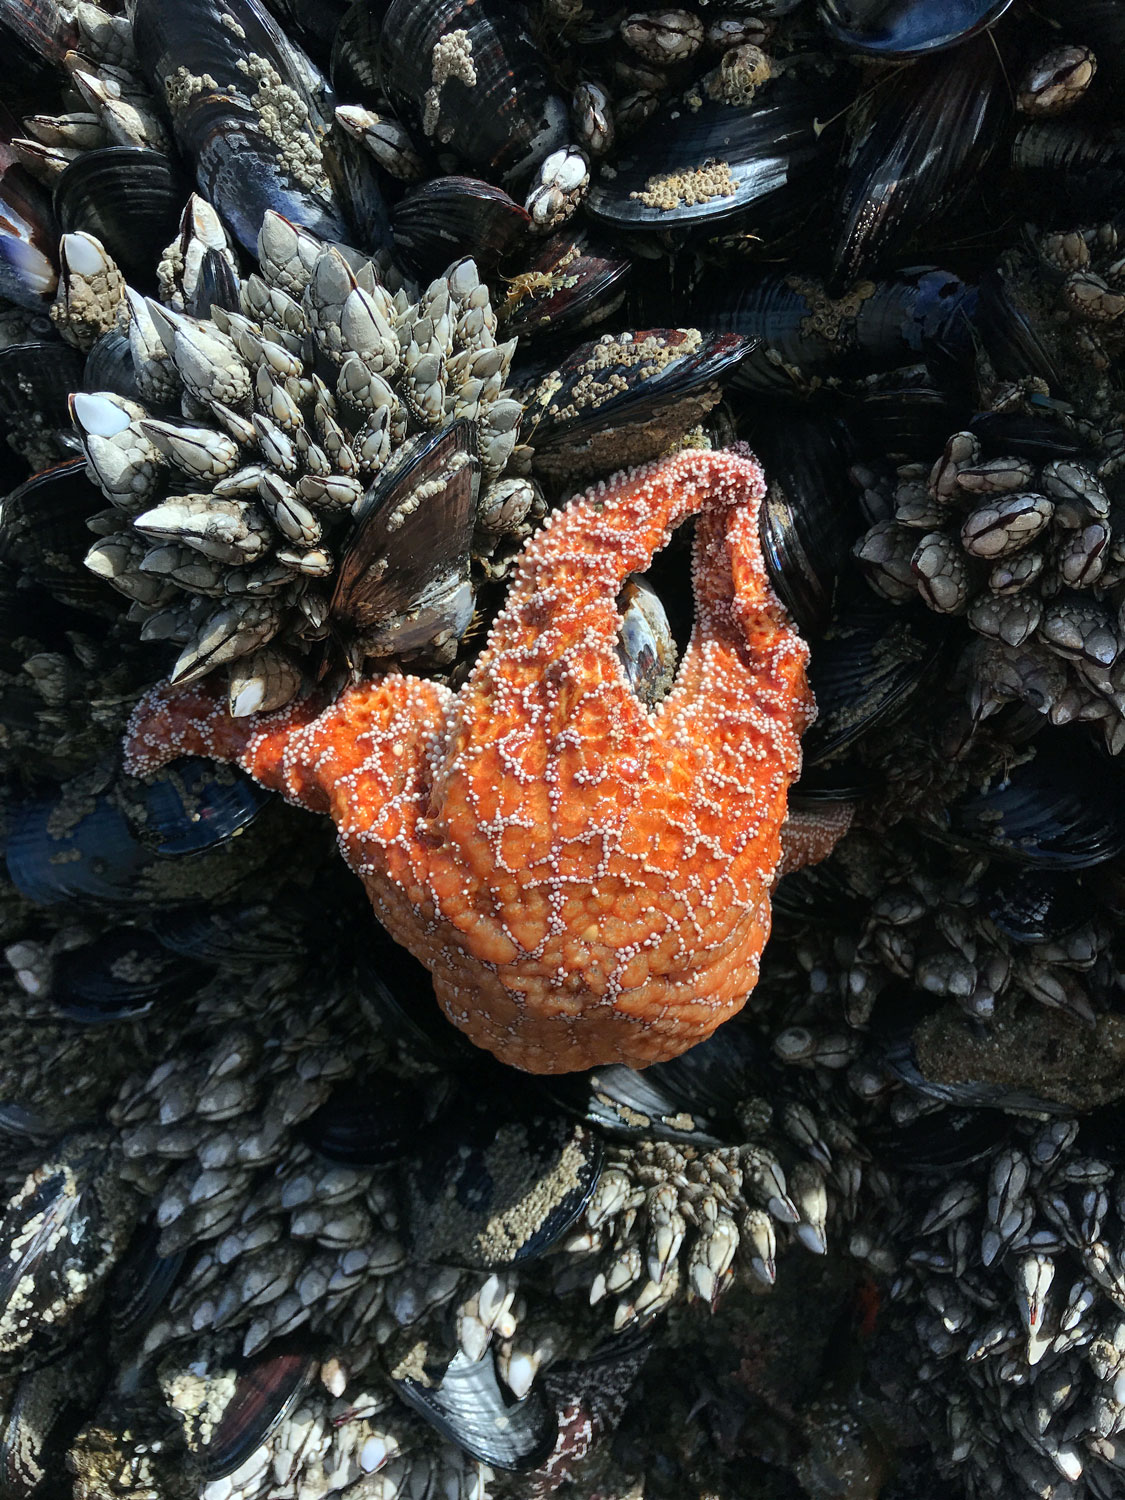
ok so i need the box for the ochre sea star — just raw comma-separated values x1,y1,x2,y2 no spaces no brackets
125,449,848,1073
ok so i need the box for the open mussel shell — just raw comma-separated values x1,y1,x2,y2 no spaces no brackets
520,329,752,482
586,63,852,236
331,419,479,663
832,38,1009,287
402,1091,603,1269
498,229,631,342
0,457,114,614
53,147,186,291
935,728,1125,868
818,0,1015,56
802,579,950,764
378,0,568,187
391,175,530,280
392,1348,558,1472
51,928,208,1023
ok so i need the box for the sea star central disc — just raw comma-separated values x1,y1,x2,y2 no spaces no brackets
126,448,842,1073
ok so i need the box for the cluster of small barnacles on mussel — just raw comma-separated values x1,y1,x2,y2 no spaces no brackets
1,0,1125,1494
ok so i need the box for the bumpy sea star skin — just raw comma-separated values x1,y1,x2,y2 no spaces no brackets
126,448,844,1073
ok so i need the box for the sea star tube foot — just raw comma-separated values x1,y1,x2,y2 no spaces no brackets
126,448,847,1074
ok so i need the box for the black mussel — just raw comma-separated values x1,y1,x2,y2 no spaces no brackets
748,407,863,637
868,1103,1015,1170
261,0,353,66
1010,121,1125,222
0,1342,106,1498
936,728,1125,868
772,856,866,924
185,246,242,321
982,867,1091,944
6,791,153,906
548,1024,772,1143
0,161,57,311
391,174,531,280
498,229,631,341
520,329,751,483
301,1075,442,1166
0,458,113,613
53,147,186,292
402,1091,603,1269
702,267,977,396
0,1,76,117
871,990,1078,1120
330,418,479,667
155,898,312,967
586,60,852,239
802,578,950,763
5,761,269,906
378,0,568,187
968,410,1097,465
132,0,360,255
82,329,138,401
186,1345,317,1481
0,1133,139,1373
975,257,1065,398
846,363,970,465
832,39,1009,287
392,1348,558,1471
329,0,382,108
109,1220,186,1344
50,928,208,1023
133,756,270,855
819,0,1014,56
0,343,89,480
354,924,481,1065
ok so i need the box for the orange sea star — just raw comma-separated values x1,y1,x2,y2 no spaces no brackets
125,448,848,1073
